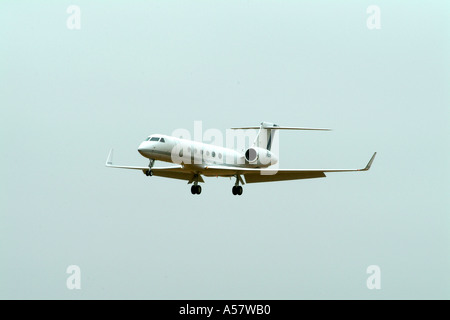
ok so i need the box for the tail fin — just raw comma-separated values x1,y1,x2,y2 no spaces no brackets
231,122,331,151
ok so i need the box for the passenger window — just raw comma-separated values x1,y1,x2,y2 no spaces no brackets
206,151,210,156
218,153,222,159
160,138,165,143
212,151,216,157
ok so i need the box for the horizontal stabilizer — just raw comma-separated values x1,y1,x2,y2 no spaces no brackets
231,126,331,131
231,121,331,131
230,121,331,151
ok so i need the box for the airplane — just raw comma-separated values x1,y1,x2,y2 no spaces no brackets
105,122,376,195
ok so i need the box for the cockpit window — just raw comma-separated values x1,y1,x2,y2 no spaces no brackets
145,137,151,141
160,138,165,143
150,137,160,141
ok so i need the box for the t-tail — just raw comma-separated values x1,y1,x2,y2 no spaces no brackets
231,121,331,151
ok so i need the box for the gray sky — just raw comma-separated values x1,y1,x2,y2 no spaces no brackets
1,1,449,299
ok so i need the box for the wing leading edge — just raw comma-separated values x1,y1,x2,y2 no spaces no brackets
204,152,377,184
105,149,204,182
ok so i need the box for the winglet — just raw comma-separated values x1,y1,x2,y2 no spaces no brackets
362,152,377,171
106,149,113,166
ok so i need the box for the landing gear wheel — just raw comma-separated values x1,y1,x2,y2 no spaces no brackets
191,185,201,195
145,169,153,176
232,186,243,195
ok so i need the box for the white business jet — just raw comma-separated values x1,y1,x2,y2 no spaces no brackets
106,122,376,195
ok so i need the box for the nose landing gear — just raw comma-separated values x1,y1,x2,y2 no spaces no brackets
144,159,155,176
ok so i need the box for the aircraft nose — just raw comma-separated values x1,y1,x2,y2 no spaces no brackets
138,142,148,155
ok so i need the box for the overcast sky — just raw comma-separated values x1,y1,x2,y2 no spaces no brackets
1,1,449,299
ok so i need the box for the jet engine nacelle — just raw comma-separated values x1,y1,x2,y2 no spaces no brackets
244,147,278,166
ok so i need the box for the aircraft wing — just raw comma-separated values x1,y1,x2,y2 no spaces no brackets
204,152,376,184
105,149,204,182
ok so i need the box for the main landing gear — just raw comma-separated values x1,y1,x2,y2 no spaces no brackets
232,175,244,196
232,185,243,195
191,185,202,195
190,173,202,195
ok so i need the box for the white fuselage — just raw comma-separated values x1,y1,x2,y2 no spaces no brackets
137,134,277,170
